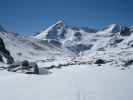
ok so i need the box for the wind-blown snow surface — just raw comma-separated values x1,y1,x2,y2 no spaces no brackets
0,65,133,100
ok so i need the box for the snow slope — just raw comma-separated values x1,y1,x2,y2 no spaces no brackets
0,31,67,62
0,64,133,100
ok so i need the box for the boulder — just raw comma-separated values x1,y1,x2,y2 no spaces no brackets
21,60,30,69
27,62,39,74
95,59,106,66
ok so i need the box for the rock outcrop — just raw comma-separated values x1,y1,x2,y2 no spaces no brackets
0,37,14,64
7,60,39,74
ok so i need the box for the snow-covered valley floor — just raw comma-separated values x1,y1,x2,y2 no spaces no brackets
0,64,133,100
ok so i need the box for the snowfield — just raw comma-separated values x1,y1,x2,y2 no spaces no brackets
0,64,133,100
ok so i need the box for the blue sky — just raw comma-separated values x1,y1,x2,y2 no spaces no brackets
0,0,132,35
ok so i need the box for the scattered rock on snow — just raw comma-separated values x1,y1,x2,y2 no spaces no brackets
123,59,133,67
7,60,39,74
120,27,131,36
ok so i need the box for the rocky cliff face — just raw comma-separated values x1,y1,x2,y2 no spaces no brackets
0,37,14,64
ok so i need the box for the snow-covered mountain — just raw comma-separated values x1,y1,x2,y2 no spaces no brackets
0,21,133,63
0,26,66,63
33,21,133,69
34,21,133,54
35,21,98,54
1,22,133,100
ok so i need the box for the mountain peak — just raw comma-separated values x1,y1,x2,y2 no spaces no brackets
100,24,121,33
55,20,64,24
41,20,65,33
35,20,65,40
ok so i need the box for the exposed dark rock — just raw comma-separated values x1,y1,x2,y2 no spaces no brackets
49,40,62,47
59,29,67,39
121,68,125,70
76,44,93,52
29,62,39,74
7,60,39,74
46,21,64,40
0,38,5,49
7,62,22,72
74,32,82,40
109,38,124,46
97,47,105,51
34,64,39,74
0,37,14,64
45,65,55,69
8,61,20,68
0,55,3,62
127,40,133,47
90,39,97,42
21,60,30,70
123,59,133,67
17,52,22,56
115,39,123,43
3,53,14,64
21,60,29,67
95,59,106,66
120,27,131,36
67,44,93,53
